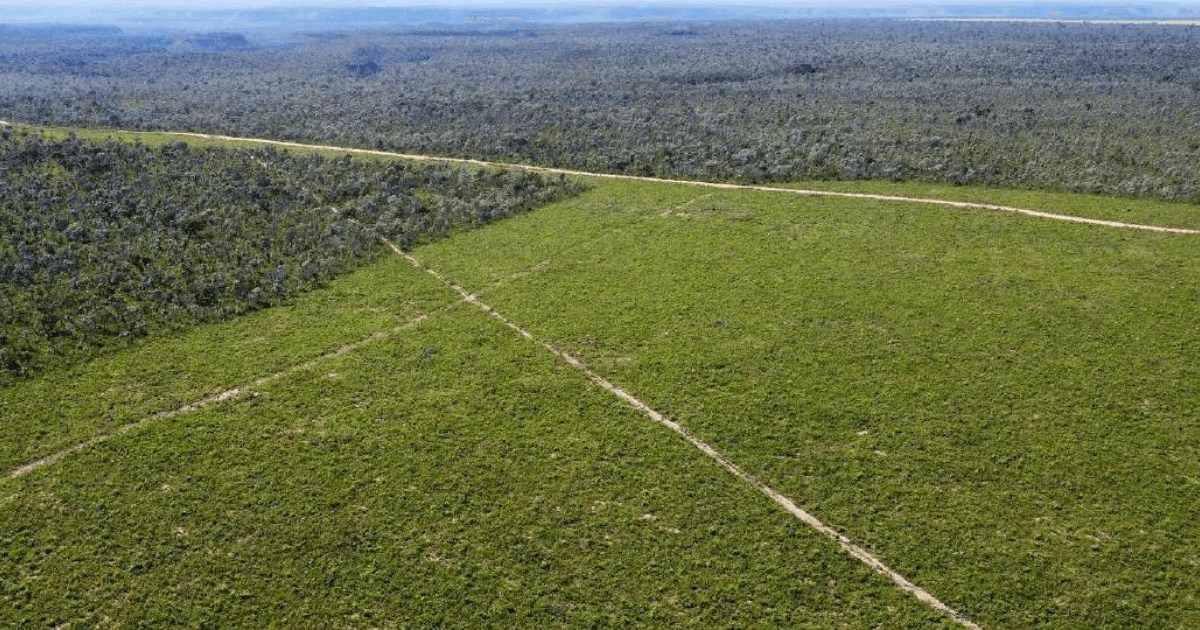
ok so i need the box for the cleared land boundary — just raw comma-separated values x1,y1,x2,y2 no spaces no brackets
6,120,1195,234
157,129,1200,236
0,248,573,483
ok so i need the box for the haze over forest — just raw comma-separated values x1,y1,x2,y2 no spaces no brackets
1,1,1198,31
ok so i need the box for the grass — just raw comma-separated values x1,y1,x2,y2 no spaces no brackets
415,179,1200,627
1,279,945,627
0,253,448,473
4,125,1200,626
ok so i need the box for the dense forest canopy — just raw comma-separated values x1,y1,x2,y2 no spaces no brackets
1,20,1198,200
0,128,581,383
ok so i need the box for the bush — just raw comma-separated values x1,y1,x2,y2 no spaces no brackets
0,130,583,383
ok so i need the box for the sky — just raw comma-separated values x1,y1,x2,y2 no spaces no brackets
1,0,1180,6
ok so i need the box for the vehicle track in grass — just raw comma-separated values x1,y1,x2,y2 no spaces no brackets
1,252,569,484
16,120,1191,625
383,235,982,629
149,128,1200,236
3,312,431,481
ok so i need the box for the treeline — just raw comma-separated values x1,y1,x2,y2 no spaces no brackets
0,20,1198,201
0,129,582,383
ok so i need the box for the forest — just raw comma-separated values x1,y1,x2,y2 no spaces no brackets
0,128,581,383
1,20,1198,201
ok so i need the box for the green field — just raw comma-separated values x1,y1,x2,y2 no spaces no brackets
3,132,1200,627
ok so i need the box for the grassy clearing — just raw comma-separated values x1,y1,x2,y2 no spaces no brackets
5,125,1200,625
416,179,1200,627
1,301,947,627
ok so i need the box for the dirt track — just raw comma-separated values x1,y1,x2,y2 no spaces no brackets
384,236,981,629
0,119,1001,625
5,119,1194,235
164,129,1200,236
5,312,431,480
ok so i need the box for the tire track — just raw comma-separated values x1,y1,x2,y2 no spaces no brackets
384,236,981,629
659,192,715,217
4,311,434,481
4,119,987,623
1,252,579,481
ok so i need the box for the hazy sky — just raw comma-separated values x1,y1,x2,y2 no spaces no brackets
1,0,1192,21
1,0,1167,6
